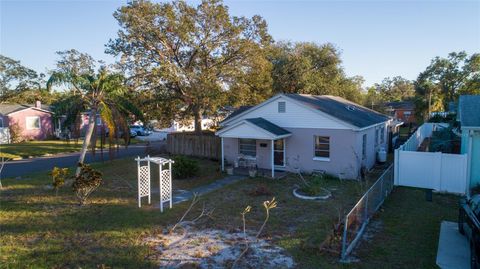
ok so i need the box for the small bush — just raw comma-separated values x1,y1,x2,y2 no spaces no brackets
51,167,69,196
8,121,24,143
72,163,102,206
172,156,199,179
300,174,337,196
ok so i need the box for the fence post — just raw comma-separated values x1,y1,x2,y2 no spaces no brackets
394,149,399,186
380,174,384,198
341,214,348,260
365,191,369,219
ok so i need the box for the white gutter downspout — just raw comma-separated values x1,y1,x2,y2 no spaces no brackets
466,129,473,199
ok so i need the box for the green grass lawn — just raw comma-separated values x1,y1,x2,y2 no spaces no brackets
356,187,459,268
0,157,459,268
0,139,144,159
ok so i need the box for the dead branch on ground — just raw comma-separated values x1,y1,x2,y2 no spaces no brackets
169,193,214,234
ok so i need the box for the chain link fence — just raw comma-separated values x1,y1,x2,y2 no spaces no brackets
341,164,394,260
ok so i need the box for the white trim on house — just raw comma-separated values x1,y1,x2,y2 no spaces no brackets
26,116,41,130
216,120,292,140
462,126,480,131
355,120,391,132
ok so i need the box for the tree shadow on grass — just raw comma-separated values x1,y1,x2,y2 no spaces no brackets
5,243,159,268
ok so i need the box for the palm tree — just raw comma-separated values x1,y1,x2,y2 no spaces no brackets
47,50,141,176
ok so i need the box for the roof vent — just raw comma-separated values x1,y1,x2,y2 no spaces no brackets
346,105,356,111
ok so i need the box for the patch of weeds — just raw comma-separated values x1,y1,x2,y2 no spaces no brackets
248,184,273,197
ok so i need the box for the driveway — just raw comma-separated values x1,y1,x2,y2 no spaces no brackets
2,141,165,178
436,221,470,269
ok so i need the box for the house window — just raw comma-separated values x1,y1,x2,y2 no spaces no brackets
96,117,102,126
362,134,367,160
404,111,411,116
26,116,40,130
0,118,3,128
278,101,286,113
314,136,330,159
380,127,385,144
239,138,256,157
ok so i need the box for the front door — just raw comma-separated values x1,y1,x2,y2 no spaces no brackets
274,139,285,167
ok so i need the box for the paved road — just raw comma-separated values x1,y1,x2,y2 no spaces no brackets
2,142,164,179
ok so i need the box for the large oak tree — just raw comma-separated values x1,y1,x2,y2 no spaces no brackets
268,41,364,103
107,0,272,133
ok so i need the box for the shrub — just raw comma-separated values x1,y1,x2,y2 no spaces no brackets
51,167,69,196
300,174,337,196
8,121,24,143
172,155,199,179
72,163,102,206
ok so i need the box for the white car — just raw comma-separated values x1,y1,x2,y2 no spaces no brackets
130,125,151,136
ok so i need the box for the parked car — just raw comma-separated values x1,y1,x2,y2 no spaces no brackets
127,129,137,138
105,129,137,138
130,125,151,136
459,195,480,269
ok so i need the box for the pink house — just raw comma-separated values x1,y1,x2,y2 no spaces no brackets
0,101,54,141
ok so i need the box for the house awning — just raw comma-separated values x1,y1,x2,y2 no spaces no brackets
216,117,291,140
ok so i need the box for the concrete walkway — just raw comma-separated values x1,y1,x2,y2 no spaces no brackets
436,221,470,269
156,175,246,208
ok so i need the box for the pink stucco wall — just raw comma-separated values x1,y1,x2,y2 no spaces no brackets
223,124,389,179
6,108,53,140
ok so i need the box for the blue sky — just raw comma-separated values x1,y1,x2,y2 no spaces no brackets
1,0,479,87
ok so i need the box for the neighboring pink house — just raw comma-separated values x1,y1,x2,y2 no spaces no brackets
0,101,54,141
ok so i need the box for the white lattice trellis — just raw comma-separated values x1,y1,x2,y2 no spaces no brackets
136,159,151,207
135,155,175,212
159,165,172,212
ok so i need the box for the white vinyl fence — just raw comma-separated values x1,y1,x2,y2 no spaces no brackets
394,123,468,194
400,123,448,151
0,128,10,144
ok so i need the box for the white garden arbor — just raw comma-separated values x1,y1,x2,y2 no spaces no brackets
135,156,175,212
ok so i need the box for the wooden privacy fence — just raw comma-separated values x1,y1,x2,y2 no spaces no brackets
167,132,221,160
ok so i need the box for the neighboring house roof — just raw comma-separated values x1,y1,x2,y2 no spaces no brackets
285,94,389,128
0,103,53,115
458,95,480,128
384,101,415,110
245,118,291,136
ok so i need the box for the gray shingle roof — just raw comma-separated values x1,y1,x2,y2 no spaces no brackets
0,104,29,115
0,103,53,115
223,105,253,122
384,101,415,110
458,95,480,128
285,94,390,128
245,118,291,136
